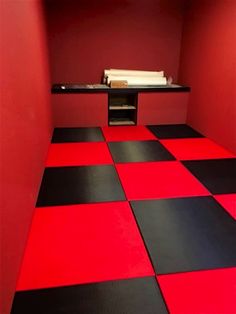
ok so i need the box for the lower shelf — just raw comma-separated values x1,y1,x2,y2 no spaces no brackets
109,105,136,110
109,119,135,126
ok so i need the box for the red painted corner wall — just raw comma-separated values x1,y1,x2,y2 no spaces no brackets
0,1,53,313
179,0,236,153
44,0,185,83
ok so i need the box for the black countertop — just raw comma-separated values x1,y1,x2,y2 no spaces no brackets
52,84,190,94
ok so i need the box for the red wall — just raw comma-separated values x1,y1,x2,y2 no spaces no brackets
0,1,52,313
52,94,108,127
179,0,236,153
45,0,185,83
138,92,189,125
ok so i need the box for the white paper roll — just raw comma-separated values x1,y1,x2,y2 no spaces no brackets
104,69,164,77
107,75,167,85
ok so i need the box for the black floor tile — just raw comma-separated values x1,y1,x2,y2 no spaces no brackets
36,165,125,207
11,277,168,314
182,159,236,194
108,140,175,163
51,127,105,143
131,196,236,274
147,124,204,139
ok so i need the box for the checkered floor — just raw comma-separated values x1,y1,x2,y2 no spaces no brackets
11,125,236,314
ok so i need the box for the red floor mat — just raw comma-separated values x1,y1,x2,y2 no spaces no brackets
214,194,236,219
16,202,154,291
46,142,113,167
160,138,235,160
158,267,236,314
116,161,210,200
102,126,157,142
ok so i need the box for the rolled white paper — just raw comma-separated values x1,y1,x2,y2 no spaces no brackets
104,69,164,77
107,75,167,85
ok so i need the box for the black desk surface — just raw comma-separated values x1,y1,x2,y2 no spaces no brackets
52,84,190,94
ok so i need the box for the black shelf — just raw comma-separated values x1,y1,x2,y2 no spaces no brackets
52,84,191,94
109,119,136,126
109,105,136,110
108,93,138,126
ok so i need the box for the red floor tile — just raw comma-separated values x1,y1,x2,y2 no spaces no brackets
102,126,157,142
158,267,236,314
46,142,113,167
213,194,236,219
160,138,235,160
116,161,210,200
16,202,154,291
